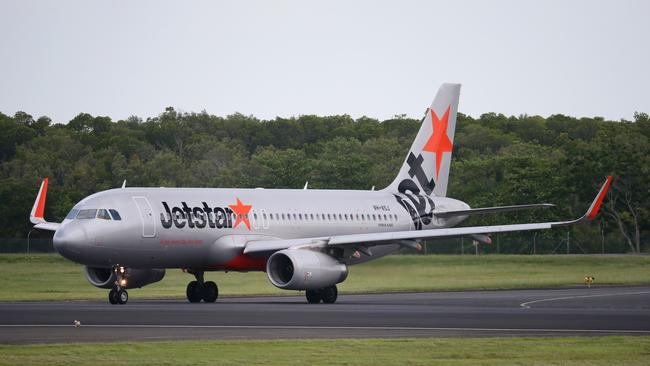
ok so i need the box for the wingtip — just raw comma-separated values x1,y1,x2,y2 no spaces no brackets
29,177,49,224
585,176,613,221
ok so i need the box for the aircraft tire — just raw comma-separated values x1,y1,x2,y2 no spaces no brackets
117,289,129,304
201,281,218,303
321,285,338,304
186,281,202,303
108,288,119,305
305,289,322,304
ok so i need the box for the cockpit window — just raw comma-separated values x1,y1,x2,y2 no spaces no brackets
65,209,79,220
109,209,122,221
97,209,111,220
77,209,97,219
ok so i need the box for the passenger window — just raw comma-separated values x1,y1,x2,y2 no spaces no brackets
77,209,97,219
97,209,111,220
65,209,79,220
108,208,122,221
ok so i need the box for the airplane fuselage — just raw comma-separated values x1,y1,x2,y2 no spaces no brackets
53,187,469,270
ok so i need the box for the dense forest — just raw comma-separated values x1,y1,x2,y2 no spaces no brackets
1,108,648,253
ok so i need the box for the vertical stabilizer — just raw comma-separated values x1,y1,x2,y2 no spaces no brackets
384,83,461,197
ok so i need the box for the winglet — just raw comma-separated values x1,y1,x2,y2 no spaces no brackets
585,176,613,221
30,178,49,224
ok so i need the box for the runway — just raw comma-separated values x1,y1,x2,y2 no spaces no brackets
1,286,649,344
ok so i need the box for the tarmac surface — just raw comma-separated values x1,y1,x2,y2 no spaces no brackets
1,286,649,344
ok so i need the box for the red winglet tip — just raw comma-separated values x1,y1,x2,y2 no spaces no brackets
34,178,49,219
586,176,613,221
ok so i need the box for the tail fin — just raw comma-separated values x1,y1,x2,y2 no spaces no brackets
384,83,461,197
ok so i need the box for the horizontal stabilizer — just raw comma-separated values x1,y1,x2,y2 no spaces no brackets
434,204,555,218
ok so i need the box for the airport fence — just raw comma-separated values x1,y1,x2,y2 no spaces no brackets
1,238,54,253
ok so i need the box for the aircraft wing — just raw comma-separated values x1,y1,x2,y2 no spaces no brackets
244,176,612,255
29,178,61,232
434,203,554,218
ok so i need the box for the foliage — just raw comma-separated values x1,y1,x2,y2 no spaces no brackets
0,108,647,252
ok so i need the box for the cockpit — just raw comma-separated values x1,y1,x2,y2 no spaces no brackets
66,208,122,221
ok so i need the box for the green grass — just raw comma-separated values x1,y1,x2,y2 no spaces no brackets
1,337,649,365
0,254,648,301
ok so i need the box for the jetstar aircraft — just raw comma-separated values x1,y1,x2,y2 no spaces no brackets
29,84,612,305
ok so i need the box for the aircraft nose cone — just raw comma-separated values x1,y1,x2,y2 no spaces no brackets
53,225,87,260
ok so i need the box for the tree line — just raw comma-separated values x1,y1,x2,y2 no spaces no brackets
1,107,648,253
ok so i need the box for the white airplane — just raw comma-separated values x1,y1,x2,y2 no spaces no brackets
29,84,612,305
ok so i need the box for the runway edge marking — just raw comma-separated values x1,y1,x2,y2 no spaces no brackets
520,290,650,309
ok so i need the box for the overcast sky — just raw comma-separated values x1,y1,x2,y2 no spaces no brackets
1,0,648,123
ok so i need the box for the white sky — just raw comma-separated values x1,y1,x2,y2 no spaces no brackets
1,0,648,123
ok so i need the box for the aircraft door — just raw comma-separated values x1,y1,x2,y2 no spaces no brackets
260,209,269,229
132,196,156,238
251,209,260,230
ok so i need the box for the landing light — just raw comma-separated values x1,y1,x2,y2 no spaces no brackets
120,279,127,286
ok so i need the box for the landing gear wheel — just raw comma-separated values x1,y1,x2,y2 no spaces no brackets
306,289,322,304
108,288,119,304
117,289,129,304
186,281,202,303
321,285,338,304
201,281,218,303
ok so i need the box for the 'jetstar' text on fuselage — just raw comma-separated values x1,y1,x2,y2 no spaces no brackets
160,202,235,229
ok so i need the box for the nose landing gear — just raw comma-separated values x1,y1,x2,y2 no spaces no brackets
108,287,128,305
108,265,129,305
185,270,219,303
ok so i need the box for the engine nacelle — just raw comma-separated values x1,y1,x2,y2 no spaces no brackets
84,266,165,289
266,249,348,290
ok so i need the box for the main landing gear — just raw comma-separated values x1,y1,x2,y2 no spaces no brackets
305,285,338,304
185,270,218,303
108,265,129,305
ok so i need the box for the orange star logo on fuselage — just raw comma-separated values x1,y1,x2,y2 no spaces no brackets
228,197,253,230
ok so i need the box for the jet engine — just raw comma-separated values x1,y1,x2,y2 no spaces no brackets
84,266,165,289
266,249,348,290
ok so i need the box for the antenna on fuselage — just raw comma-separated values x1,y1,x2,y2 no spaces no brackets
121,180,126,189
303,181,309,190
371,186,375,191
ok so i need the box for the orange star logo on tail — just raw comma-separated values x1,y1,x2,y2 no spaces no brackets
229,197,252,230
422,105,453,179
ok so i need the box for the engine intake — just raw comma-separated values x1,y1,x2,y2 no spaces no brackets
266,249,347,290
84,266,165,289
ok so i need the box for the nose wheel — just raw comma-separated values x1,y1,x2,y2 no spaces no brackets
108,265,129,305
185,270,219,303
108,287,128,305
